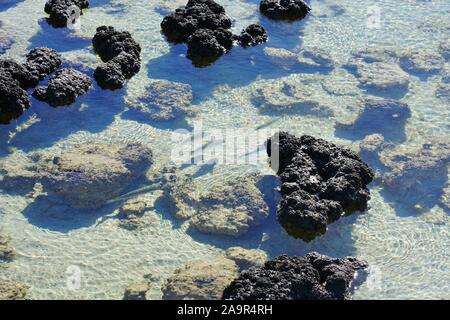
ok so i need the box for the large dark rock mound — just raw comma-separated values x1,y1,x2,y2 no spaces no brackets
44,0,89,28
260,0,311,21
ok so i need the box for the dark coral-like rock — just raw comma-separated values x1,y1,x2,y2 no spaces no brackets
44,0,89,28
260,0,311,21
92,26,141,90
222,253,368,300
239,24,268,47
0,72,30,125
32,68,92,107
25,47,63,83
0,59,38,89
266,132,374,241
186,28,227,66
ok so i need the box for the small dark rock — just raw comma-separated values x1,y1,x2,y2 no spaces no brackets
92,26,141,62
266,132,374,241
222,253,368,300
32,68,92,107
260,0,311,21
44,0,89,28
239,24,268,47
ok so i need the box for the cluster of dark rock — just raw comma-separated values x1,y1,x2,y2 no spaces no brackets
44,0,89,28
92,26,142,90
260,0,311,21
0,47,62,124
161,0,268,67
266,132,374,241
222,252,368,300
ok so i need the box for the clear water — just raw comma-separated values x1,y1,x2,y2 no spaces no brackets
0,0,449,299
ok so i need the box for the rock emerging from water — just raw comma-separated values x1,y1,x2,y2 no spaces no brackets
33,68,92,107
0,73,30,124
222,253,368,300
0,280,29,300
161,0,267,66
162,256,239,300
266,132,374,241
92,26,141,90
123,281,152,300
260,0,311,21
44,0,89,28
0,143,153,208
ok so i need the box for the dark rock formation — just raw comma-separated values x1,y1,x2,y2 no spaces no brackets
222,253,368,300
161,0,266,66
0,72,30,124
260,0,311,21
239,24,268,47
92,26,141,90
266,132,374,241
33,68,92,107
44,0,89,28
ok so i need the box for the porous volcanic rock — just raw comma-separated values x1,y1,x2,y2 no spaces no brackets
186,28,231,66
0,143,153,208
44,0,89,28
92,26,141,90
0,280,29,300
127,80,194,121
162,256,239,300
239,24,268,47
0,72,30,124
222,253,368,300
266,132,374,241
260,0,311,21
33,68,92,107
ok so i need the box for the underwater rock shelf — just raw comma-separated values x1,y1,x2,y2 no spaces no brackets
266,132,374,241
161,0,268,67
223,253,368,300
92,26,142,90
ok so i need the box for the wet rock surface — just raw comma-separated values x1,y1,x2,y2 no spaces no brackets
0,143,153,209
0,72,30,124
123,281,152,300
225,247,268,271
399,49,444,75
162,256,239,300
0,228,16,262
116,198,155,230
159,171,269,236
32,68,92,107
92,26,141,90
266,132,374,241
44,0,89,28
222,253,368,300
127,80,194,121
336,97,411,140
260,0,311,21
161,0,267,66
0,280,29,300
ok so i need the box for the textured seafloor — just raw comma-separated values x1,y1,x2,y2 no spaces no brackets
0,0,448,299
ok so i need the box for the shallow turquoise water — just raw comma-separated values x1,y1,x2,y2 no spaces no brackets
0,0,448,299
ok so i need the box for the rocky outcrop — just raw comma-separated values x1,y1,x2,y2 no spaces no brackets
162,256,239,300
0,280,29,300
33,68,92,107
92,26,141,90
225,247,268,271
0,72,30,125
0,143,153,208
0,228,16,262
260,0,311,21
127,80,194,121
44,0,89,28
222,253,368,300
161,0,267,66
123,281,152,300
159,171,269,236
266,132,374,241
399,49,444,75
336,97,411,140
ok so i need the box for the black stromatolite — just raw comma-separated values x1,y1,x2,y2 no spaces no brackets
0,73,30,124
44,0,89,28
260,0,311,21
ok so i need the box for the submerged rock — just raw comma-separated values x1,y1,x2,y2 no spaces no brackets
44,0,89,28
92,26,141,90
0,280,29,300
159,171,269,236
225,247,268,271
264,46,334,70
123,281,152,300
439,40,450,61
238,24,268,47
222,253,368,300
0,143,153,208
162,256,239,300
336,97,411,140
116,198,155,230
436,71,450,101
0,72,30,125
127,80,194,121
33,68,92,107
399,49,444,75
357,134,386,164
266,132,374,241
260,0,311,21
0,35,13,54
0,228,16,262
